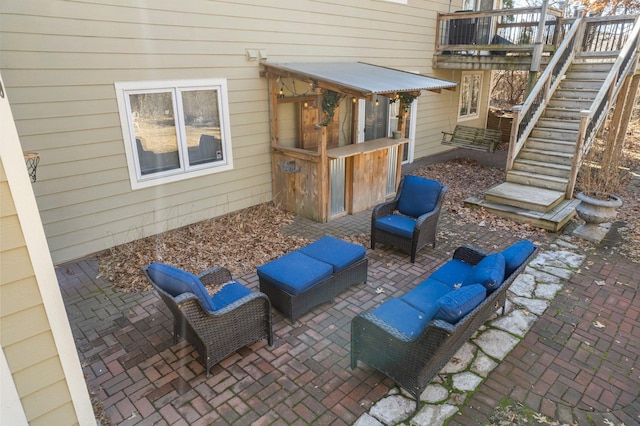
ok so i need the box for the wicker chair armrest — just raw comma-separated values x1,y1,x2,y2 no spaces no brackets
198,266,233,286
357,312,415,343
372,199,399,219
452,246,488,266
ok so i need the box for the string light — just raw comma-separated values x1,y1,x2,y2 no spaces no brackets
375,98,379,106
352,97,357,103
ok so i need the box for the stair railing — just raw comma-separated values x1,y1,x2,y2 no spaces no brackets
565,15,640,198
506,17,583,171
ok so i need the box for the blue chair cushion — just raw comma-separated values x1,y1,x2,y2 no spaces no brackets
502,240,535,276
256,251,333,295
374,214,415,239
372,298,431,339
401,278,452,320
429,259,474,288
397,175,442,218
434,284,487,323
298,236,366,272
146,262,215,311
462,253,506,292
210,281,252,311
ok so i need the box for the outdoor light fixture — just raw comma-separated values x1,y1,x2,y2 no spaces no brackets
352,97,357,103
375,98,379,106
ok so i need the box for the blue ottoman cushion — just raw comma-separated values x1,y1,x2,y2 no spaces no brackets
146,262,215,311
299,236,366,272
502,240,535,276
401,278,452,320
429,259,474,288
462,253,506,292
397,175,442,218
372,298,431,339
211,282,252,311
256,251,333,295
434,284,487,323
374,214,415,239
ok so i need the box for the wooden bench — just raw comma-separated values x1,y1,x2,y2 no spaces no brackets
441,125,501,153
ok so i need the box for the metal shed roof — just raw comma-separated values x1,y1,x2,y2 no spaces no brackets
262,62,457,96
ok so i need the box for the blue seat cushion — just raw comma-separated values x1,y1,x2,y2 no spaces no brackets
429,259,474,288
462,253,506,292
397,175,442,218
401,278,452,320
256,251,333,295
375,214,415,239
298,236,366,272
502,240,535,276
211,281,252,311
146,262,215,311
371,298,431,339
434,284,487,323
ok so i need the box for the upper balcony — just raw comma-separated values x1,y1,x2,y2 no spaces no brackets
433,6,637,70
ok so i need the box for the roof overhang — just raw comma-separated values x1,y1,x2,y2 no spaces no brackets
261,61,457,100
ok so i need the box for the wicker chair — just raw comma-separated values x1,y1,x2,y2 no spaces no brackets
142,263,273,376
371,175,448,263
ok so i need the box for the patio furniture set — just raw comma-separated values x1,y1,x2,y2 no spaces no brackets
142,175,537,407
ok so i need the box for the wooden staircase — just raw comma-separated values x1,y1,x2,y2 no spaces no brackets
465,57,617,231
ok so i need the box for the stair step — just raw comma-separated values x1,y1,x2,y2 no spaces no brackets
569,62,616,72
558,79,605,90
526,137,576,153
484,182,565,213
555,88,599,100
530,127,578,141
520,148,573,166
463,196,579,231
543,107,584,120
565,70,609,80
548,98,594,109
507,170,569,191
512,158,571,177
537,118,580,131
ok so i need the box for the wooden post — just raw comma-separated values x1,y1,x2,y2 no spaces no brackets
566,110,590,198
506,105,521,171
319,123,329,222
601,73,640,180
526,0,549,97
267,77,280,148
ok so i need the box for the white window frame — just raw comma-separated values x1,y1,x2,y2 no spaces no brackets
115,78,233,190
458,71,482,122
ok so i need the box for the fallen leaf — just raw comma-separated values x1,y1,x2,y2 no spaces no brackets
595,280,606,286
375,287,385,294
593,321,606,329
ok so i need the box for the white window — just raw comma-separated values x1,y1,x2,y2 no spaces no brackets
458,72,482,121
115,79,233,190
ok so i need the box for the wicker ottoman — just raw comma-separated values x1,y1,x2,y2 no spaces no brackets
257,236,368,322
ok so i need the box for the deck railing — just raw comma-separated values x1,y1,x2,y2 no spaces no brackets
565,15,640,197
435,7,564,55
506,17,583,170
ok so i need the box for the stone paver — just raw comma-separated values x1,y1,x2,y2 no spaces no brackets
56,152,640,425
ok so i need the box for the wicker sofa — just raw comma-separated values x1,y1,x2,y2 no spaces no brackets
143,263,273,376
351,240,538,410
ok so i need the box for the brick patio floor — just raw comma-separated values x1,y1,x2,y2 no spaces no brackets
57,153,640,425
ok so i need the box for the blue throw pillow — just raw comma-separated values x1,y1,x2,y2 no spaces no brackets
502,240,535,276
462,253,505,292
146,262,215,311
211,281,252,311
434,284,486,323
397,175,442,218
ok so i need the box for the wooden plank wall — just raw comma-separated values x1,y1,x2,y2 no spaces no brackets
1,0,464,263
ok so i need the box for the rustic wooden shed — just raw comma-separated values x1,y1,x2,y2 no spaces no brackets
261,62,456,222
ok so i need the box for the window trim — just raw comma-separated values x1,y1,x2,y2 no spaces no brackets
115,78,233,190
457,71,483,122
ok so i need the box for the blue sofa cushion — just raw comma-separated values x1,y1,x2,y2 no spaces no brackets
146,262,215,311
434,284,487,324
429,259,474,288
401,278,452,320
298,236,366,272
211,281,252,311
397,175,442,218
462,253,506,292
256,251,333,295
375,214,415,239
372,298,431,339
502,240,535,276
